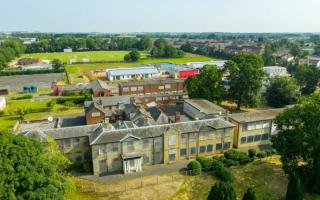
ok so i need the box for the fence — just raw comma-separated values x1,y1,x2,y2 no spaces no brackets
76,167,213,194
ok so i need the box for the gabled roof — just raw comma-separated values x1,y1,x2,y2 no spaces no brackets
120,134,141,142
92,96,131,107
84,102,105,115
184,99,226,115
91,79,110,91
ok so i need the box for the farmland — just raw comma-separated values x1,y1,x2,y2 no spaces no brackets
20,51,149,63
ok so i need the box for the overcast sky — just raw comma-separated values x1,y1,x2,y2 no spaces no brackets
1,0,319,33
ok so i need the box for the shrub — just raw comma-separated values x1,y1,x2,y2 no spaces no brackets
218,155,227,163
212,160,224,171
265,150,272,157
187,160,202,175
215,164,234,182
224,159,236,167
224,150,248,161
248,149,257,159
271,149,277,155
63,100,76,107
242,187,257,200
257,151,267,159
207,182,237,200
197,157,214,171
286,174,304,200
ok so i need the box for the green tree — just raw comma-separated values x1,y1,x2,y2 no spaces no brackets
266,77,301,108
151,39,185,58
187,160,202,175
124,50,140,62
137,36,152,50
242,187,257,200
180,43,194,53
290,44,302,59
225,53,265,110
286,174,304,200
0,132,73,199
185,65,226,103
293,65,320,95
52,58,64,70
207,182,237,200
272,93,320,193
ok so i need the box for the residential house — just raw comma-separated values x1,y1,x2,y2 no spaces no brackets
229,109,283,148
90,80,112,97
263,66,289,77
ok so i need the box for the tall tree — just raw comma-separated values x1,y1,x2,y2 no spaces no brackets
207,182,237,200
266,77,300,108
0,132,73,199
286,174,304,200
242,187,257,200
185,65,225,103
225,53,265,110
272,92,320,194
137,36,152,50
293,65,320,95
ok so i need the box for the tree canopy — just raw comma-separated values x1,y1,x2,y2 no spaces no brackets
272,93,320,194
185,65,226,103
225,53,265,110
207,182,237,200
124,50,141,62
293,65,320,95
150,39,185,58
266,76,300,108
0,132,73,199
242,187,257,200
286,174,304,200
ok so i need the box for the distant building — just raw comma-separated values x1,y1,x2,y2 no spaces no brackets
51,82,91,96
186,61,227,69
308,57,320,67
263,66,289,77
23,85,38,93
64,48,73,53
178,69,199,79
0,87,9,96
0,97,6,111
90,80,112,97
106,66,160,81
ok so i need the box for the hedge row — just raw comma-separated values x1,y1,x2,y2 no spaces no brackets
0,68,64,76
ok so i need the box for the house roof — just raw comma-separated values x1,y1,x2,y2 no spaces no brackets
85,102,106,115
91,118,235,145
107,66,159,76
119,79,184,87
44,124,101,140
92,96,131,107
90,80,110,91
184,99,226,115
229,109,284,123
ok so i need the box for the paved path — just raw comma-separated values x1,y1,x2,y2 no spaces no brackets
76,160,190,184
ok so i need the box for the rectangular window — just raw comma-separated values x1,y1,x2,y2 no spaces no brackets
190,133,196,141
254,135,261,142
200,132,206,140
73,138,80,148
200,146,206,153
92,112,101,117
169,135,176,146
99,144,106,155
208,133,214,140
247,136,254,143
256,122,263,129
169,149,176,161
143,139,149,149
263,121,270,128
138,86,144,91
131,86,137,91
241,137,247,144
224,142,231,149
154,137,162,147
127,141,134,151
64,139,71,148
217,129,223,138
216,143,222,151
247,123,256,131
165,84,171,89
207,144,213,152
180,148,187,156
261,134,269,140
190,147,196,155
143,155,149,164
158,85,164,90
242,123,248,131
111,143,118,152
180,134,187,143
122,87,129,92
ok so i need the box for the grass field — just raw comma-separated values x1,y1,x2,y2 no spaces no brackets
0,96,84,132
20,51,149,63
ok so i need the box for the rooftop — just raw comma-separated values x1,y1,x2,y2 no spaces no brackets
119,79,184,87
229,108,284,123
184,99,226,115
107,66,159,76
92,96,131,107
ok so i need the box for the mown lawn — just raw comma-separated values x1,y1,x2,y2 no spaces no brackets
20,51,149,63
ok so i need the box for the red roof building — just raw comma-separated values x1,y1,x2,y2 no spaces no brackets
178,69,199,79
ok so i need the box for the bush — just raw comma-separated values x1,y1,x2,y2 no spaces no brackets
212,160,225,171
63,100,76,107
248,149,257,159
11,94,33,100
265,150,272,157
218,155,227,163
207,182,237,200
196,157,214,171
271,149,277,155
224,159,237,167
187,160,202,175
56,96,85,105
215,164,234,182
242,187,257,200
224,150,248,161
257,151,267,159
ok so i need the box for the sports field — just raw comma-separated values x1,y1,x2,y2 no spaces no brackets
21,51,149,63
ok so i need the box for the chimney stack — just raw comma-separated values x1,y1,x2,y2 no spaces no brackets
175,112,181,123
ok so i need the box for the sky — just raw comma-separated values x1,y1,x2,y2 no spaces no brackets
1,0,320,33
